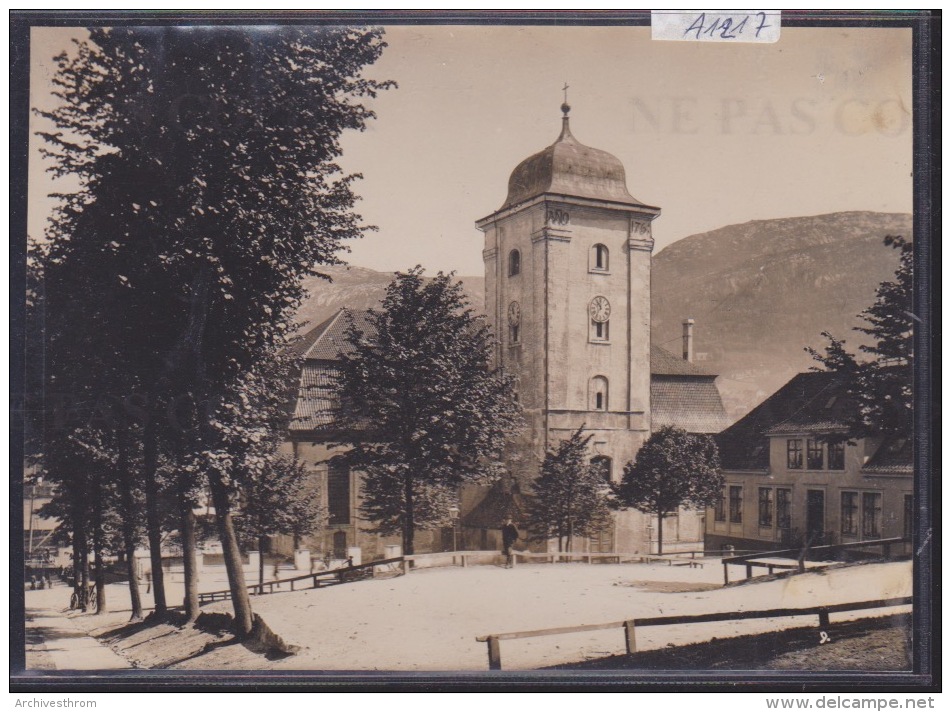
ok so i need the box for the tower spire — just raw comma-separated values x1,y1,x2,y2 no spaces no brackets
559,82,573,140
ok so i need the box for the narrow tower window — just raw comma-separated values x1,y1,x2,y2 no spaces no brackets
591,243,609,271
508,249,521,277
590,376,609,411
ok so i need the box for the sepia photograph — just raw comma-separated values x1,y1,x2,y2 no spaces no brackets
11,10,937,691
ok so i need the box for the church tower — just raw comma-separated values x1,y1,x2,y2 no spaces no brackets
476,101,660,552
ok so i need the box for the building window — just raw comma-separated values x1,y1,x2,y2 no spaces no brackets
862,492,883,538
840,491,859,536
591,243,609,271
509,322,520,344
758,488,774,527
903,494,913,540
591,319,610,342
787,439,803,469
776,488,792,530
729,486,743,524
828,442,845,470
589,376,609,411
508,249,521,277
590,455,612,483
714,491,726,522
807,439,824,470
327,461,351,525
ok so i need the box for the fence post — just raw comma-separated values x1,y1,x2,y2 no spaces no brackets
818,609,830,629
745,564,753,579
487,636,502,670
402,559,411,576
624,620,637,655
723,563,729,585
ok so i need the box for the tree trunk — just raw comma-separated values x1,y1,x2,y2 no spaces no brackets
142,417,168,618
402,474,415,556
259,534,267,590
657,511,664,556
93,505,107,614
207,469,254,637
179,477,200,622
80,536,90,613
116,427,143,621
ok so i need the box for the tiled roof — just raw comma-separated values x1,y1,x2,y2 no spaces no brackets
651,376,730,434
288,309,375,362
289,363,341,432
716,371,850,470
650,344,715,376
862,437,913,475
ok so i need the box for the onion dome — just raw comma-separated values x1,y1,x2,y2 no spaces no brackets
501,103,641,209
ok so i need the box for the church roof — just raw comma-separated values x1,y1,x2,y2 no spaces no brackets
288,308,374,362
651,377,730,434
500,109,649,210
289,363,341,432
650,343,715,376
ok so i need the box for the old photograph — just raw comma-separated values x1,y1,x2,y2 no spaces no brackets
13,11,934,688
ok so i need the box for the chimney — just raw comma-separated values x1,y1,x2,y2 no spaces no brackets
682,318,695,362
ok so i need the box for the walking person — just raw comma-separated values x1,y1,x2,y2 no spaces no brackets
501,517,520,569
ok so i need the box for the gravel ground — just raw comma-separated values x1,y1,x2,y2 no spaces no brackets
29,558,912,672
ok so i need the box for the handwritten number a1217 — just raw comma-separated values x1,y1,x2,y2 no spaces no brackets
682,12,770,41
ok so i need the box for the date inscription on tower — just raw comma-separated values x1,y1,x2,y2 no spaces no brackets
546,207,570,226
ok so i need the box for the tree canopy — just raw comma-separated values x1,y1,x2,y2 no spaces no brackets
525,426,613,553
807,235,913,441
32,25,392,634
614,426,722,555
335,266,522,554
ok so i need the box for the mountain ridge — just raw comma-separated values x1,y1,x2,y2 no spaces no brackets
294,211,912,421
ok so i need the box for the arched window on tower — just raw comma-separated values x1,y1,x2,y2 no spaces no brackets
508,249,521,277
591,455,613,483
589,376,609,411
591,243,609,272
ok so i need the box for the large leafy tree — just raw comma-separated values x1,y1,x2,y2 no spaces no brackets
34,26,392,635
336,267,522,555
807,236,913,441
525,426,613,553
614,426,722,555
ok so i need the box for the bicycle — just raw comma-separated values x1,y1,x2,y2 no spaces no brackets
69,583,98,613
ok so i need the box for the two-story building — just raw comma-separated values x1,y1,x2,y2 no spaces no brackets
706,370,912,552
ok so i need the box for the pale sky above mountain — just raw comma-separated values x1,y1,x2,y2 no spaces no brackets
29,23,913,275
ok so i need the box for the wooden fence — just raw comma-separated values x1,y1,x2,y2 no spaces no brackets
196,556,404,606
475,595,913,670
720,536,910,584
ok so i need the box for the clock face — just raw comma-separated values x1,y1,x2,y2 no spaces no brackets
508,301,521,326
589,296,611,323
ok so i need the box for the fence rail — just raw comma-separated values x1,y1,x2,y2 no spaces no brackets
196,556,405,606
475,595,913,670
721,537,910,584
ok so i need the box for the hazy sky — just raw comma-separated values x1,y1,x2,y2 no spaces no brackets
29,24,913,275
